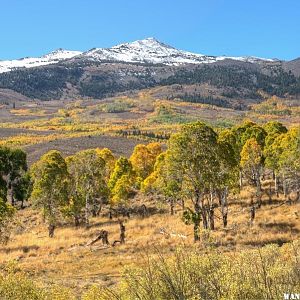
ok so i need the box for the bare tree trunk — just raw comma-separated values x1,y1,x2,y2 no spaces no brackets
102,232,109,245
85,194,89,227
250,206,255,226
48,224,55,238
74,215,80,227
256,170,262,208
220,187,228,228
10,185,14,206
170,198,174,215
274,173,279,197
119,220,125,244
92,206,97,217
140,204,148,218
217,190,222,206
223,211,228,228
5,175,10,203
193,219,200,242
201,207,208,230
283,174,288,201
7,177,15,206
208,189,215,230
209,206,215,230
239,170,243,189
268,182,272,202
181,199,185,211
199,192,208,230
91,197,99,217
193,191,201,242
96,200,103,216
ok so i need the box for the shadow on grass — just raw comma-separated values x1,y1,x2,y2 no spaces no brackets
0,245,40,254
243,237,291,247
258,221,299,233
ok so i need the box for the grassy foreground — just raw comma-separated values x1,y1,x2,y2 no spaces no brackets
1,240,300,299
1,188,300,299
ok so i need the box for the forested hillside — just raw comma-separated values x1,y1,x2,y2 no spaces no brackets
0,59,299,104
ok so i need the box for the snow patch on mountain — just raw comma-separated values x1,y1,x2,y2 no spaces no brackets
0,49,82,73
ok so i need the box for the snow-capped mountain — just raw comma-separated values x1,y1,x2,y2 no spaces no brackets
0,49,82,73
77,38,276,65
0,38,276,73
77,37,213,65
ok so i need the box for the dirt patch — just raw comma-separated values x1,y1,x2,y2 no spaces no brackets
0,128,56,138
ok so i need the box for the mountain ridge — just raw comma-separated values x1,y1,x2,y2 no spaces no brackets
0,49,82,73
0,38,279,73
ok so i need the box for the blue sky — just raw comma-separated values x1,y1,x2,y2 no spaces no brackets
1,0,299,60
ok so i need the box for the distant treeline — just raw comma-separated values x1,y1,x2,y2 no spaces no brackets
116,129,170,140
161,65,300,97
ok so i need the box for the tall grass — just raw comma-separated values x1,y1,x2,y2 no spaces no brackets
1,240,300,299
95,240,300,300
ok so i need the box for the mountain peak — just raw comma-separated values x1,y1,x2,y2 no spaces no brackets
133,37,161,44
111,37,174,50
0,38,278,74
80,37,203,65
132,37,170,45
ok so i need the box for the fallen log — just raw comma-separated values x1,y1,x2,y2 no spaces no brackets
86,230,109,246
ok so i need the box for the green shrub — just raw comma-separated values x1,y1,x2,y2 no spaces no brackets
100,100,134,113
0,263,76,300
150,104,192,124
0,270,45,300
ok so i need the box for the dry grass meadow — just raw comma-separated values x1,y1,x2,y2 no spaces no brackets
1,181,299,294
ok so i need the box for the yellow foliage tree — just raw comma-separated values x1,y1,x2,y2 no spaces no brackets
130,142,162,183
